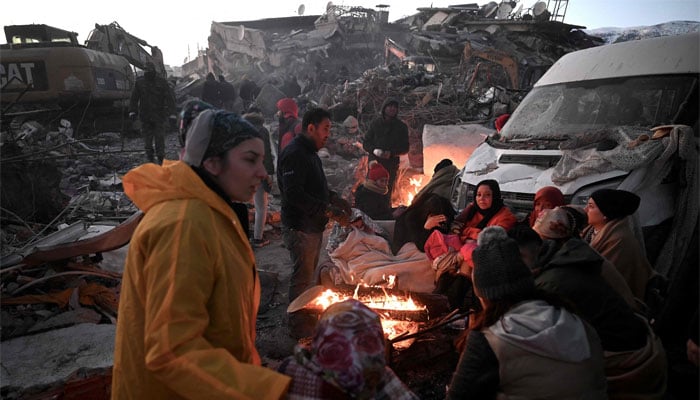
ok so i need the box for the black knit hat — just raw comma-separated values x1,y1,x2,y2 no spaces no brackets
473,226,535,301
590,189,640,220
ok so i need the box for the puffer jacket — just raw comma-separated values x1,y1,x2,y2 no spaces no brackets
112,160,290,400
534,238,647,352
447,300,607,399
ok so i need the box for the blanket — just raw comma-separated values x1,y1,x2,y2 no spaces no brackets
329,228,435,293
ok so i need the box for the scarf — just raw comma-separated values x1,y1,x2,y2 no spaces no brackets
294,299,386,399
363,179,389,195
462,180,505,229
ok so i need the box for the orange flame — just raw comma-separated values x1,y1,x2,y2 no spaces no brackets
405,176,424,205
311,284,426,312
310,282,425,341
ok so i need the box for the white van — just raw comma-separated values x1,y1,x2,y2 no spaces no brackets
451,33,698,272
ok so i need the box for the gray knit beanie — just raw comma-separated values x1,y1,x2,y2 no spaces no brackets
473,226,535,301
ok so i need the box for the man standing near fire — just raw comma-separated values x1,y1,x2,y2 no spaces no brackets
277,107,351,339
363,98,410,199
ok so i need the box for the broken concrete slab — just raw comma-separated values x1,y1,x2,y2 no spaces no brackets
1,323,115,396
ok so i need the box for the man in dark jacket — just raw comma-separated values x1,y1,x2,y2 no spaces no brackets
239,75,260,111
218,75,237,112
362,98,409,198
201,72,223,108
129,62,176,163
277,107,350,338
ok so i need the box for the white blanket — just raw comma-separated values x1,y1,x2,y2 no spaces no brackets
329,228,436,293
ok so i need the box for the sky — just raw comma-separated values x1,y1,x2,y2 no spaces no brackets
2,0,699,66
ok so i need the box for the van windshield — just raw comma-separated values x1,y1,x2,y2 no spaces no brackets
500,75,697,148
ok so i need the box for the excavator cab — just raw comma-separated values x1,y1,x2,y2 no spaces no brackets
3,24,80,47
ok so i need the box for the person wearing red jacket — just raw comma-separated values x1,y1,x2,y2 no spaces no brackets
276,97,302,156
424,179,517,310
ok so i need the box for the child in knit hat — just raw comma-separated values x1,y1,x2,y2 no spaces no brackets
353,161,397,220
447,226,606,399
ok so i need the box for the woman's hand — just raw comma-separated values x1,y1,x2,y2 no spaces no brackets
450,220,464,234
424,214,446,230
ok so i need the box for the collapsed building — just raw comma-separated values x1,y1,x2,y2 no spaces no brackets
175,1,602,176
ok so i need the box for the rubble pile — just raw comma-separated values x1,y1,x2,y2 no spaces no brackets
177,3,604,171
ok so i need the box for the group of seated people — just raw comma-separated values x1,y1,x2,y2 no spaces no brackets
321,161,668,399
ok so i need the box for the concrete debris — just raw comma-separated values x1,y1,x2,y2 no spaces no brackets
1,323,115,399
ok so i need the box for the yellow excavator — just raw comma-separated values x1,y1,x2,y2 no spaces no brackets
462,40,550,91
1,22,165,134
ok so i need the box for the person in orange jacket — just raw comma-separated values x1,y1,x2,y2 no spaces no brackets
424,179,517,310
112,109,290,399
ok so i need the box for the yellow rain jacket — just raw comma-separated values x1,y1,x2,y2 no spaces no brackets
112,160,290,399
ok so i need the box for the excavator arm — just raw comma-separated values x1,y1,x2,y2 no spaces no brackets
385,37,407,65
463,40,519,89
85,22,166,77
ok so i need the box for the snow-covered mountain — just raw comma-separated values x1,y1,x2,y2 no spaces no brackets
585,21,700,44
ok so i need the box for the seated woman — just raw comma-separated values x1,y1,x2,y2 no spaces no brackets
425,179,517,276
412,159,458,204
354,161,399,220
446,227,606,399
581,188,654,300
391,192,455,256
533,207,638,310
527,186,565,227
424,179,516,310
278,299,418,400
533,207,667,399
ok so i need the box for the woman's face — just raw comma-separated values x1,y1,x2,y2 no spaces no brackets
475,185,494,210
533,199,555,219
585,198,606,228
204,137,267,202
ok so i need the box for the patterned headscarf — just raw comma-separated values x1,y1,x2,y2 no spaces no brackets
294,299,387,398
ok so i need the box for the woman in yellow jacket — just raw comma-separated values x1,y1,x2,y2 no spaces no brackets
112,108,291,399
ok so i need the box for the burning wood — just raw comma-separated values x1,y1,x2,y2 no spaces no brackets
308,287,427,318
288,281,446,346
